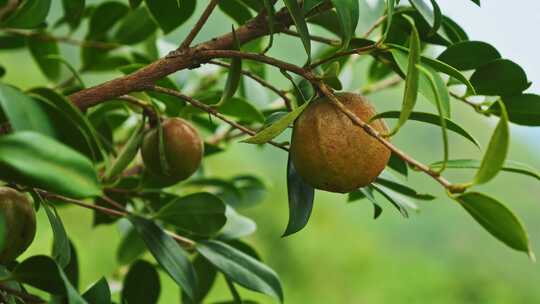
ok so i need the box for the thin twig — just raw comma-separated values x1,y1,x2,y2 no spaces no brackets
281,29,340,45
151,86,289,151
363,15,387,39
180,0,221,49
100,195,126,211
208,60,293,111
0,284,46,304
361,76,402,95
309,44,380,69
1,28,119,49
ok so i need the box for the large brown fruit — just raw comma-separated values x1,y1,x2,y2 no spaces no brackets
290,93,391,193
141,118,204,185
0,187,36,263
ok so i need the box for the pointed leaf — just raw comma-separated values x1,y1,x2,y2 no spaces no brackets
431,159,540,181
42,202,71,268
2,0,52,29
437,41,501,71
330,0,359,48
283,0,311,59
283,156,315,236
82,278,111,304
122,260,161,304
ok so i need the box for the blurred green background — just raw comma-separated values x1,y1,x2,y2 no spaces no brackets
1,1,540,303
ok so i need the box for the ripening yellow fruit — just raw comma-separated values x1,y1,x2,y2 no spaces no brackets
0,187,36,264
290,93,391,193
141,118,204,185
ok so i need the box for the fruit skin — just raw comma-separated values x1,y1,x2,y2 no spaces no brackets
141,118,204,185
0,187,36,264
290,93,391,193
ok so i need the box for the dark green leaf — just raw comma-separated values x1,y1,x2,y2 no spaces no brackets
61,0,85,30
431,159,540,181
283,0,311,60
388,153,408,176
243,101,309,144
474,100,509,185
219,0,253,25
283,156,315,237
82,278,111,304
437,41,501,71
114,7,157,45
330,0,359,48
0,131,101,198
0,83,56,137
409,0,442,35
456,192,532,257
470,59,530,96
144,0,196,34
371,183,418,217
27,35,61,81
155,192,227,236
42,202,71,268
217,28,242,107
117,228,147,265
375,177,435,200
86,1,128,38
128,216,197,301
129,0,143,9
381,0,395,42
489,93,540,126
122,260,161,304
197,240,284,302
441,16,468,43
2,0,51,29
181,255,218,304
375,111,479,147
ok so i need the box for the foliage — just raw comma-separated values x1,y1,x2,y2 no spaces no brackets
0,0,539,303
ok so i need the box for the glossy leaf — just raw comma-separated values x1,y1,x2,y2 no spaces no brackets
114,7,157,45
470,59,530,96
155,192,227,236
0,83,56,137
197,240,284,302
82,278,111,304
387,23,421,135
489,93,540,126
27,35,61,81
0,131,101,198
456,192,532,256
330,0,359,48
372,111,480,148
128,216,197,301
243,101,309,144
217,28,243,107
283,156,315,237
181,255,218,304
409,0,442,35
43,202,71,268
122,260,161,304
283,0,311,59
2,0,51,29
474,100,509,185
431,159,540,181
438,41,501,71
144,0,196,34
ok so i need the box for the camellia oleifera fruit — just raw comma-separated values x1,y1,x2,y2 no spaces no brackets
141,118,204,185
0,187,36,264
290,93,391,193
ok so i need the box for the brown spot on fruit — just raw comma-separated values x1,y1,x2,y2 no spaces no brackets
290,93,391,193
141,118,204,186
0,187,36,264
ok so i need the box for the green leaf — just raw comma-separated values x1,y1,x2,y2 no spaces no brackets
128,215,197,301
0,83,56,137
114,6,157,45
474,100,509,185
409,0,442,35
387,22,421,135
42,202,71,268
441,16,468,43
371,183,418,217
86,1,129,38
470,59,530,96
155,192,227,237
117,228,146,265
243,101,309,144
380,0,395,42
456,192,532,257
437,41,501,71
349,188,383,219
104,120,144,182
2,0,51,29
488,93,540,126
129,0,143,9
181,255,217,304
283,0,311,60
122,260,161,304
197,240,284,302
0,131,101,198
372,111,480,148
217,28,243,107
219,0,253,25
220,207,257,240
262,0,275,51
283,156,315,237
431,159,540,181
144,0,196,34
61,0,85,30
375,177,435,200
330,0,359,48
27,35,61,81
12,255,87,303
388,153,408,176
82,278,111,304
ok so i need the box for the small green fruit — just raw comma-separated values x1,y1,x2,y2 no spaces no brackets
0,187,36,264
290,93,390,193
141,118,204,185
